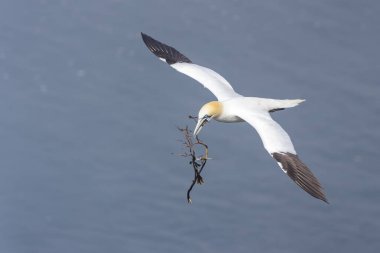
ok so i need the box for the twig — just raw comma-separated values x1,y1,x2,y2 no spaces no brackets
177,124,209,203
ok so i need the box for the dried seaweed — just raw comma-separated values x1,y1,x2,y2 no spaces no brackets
177,116,210,203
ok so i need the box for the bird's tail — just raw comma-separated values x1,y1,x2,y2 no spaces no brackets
267,99,305,112
277,99,305,108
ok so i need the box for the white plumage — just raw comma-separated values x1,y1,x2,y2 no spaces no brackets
141,33,328,203
171,63,240,101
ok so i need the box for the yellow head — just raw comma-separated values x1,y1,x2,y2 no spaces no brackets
194,101,222,136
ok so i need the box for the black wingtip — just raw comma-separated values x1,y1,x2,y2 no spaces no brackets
272,152,329,204
141,32,149,42
141,32,192,65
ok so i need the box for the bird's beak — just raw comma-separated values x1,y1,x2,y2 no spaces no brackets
194,117,209,136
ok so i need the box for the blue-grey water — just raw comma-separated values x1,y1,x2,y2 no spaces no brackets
1,0,379,252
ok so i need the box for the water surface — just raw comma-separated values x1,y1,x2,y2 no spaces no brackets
1,0,379,252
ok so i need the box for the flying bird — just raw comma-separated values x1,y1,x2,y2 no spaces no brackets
141,32,328,203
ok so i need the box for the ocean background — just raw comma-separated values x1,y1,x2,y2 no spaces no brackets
1,0,379,252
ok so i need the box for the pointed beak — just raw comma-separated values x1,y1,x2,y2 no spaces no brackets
194,117,208,136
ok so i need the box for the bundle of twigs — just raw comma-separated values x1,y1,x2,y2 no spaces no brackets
177,118,210,203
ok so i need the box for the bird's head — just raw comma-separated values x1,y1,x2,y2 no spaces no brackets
194,101,222,136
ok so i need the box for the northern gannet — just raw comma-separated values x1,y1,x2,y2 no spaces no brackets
141,33,328,203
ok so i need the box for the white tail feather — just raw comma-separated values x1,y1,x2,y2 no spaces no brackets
275,99,305,109
249,98,305,112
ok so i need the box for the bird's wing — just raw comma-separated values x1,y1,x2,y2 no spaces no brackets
141,33,240,101
236,109,328,203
